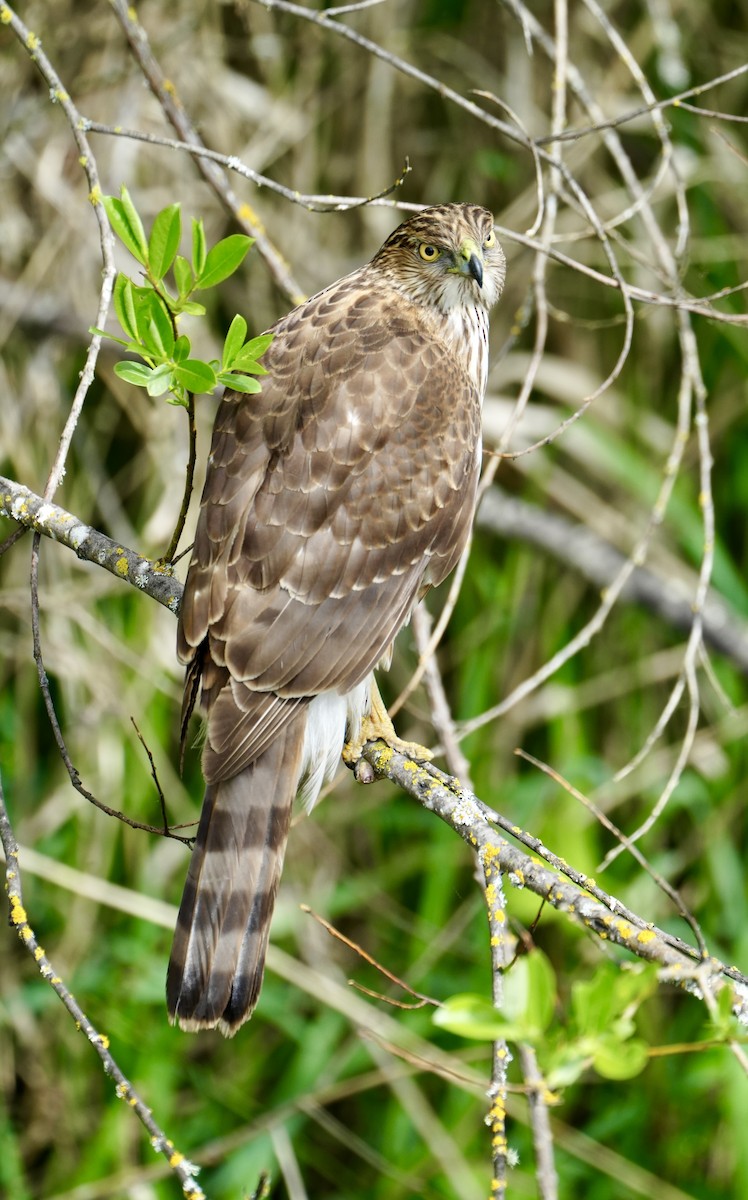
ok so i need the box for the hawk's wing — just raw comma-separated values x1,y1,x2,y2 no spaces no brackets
178,267,482,780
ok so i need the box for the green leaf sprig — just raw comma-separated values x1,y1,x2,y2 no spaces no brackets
434,954,659,1092
92,186,269,408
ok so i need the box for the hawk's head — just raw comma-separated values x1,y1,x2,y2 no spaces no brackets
372,203,506,314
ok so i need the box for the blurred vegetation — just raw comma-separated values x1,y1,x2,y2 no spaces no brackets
1,0,747,1197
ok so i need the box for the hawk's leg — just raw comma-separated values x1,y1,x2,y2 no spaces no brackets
343,677,433,775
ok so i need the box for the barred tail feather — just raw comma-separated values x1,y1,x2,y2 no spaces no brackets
166,714,306,1036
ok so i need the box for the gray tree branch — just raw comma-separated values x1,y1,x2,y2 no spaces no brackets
0,476,182,614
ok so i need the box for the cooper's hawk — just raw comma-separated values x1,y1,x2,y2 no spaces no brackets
167,203,506,1034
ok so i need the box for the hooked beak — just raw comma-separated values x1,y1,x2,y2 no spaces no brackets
455,237,484,288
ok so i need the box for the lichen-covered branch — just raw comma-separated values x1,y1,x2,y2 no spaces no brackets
0,476,183,614
359,742,748,1024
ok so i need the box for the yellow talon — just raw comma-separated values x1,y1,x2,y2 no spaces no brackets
343,678,433,768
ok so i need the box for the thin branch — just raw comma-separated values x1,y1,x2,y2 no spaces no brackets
109,0,305,306
163,391,197,563
0,476,182,613
410,604,473,784
84,118,412,215
301,905,439,1007
0,769,208,1200
518,1045,558,1200
0,2,117,501
534,62,748,145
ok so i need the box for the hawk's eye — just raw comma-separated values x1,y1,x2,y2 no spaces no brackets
418,243,440,261
483,230,496,249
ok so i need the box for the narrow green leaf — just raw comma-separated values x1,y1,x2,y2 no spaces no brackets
240,333,274,359
180,300,206,317
173,334,191,363
222,314,248,370
89,326,130,348
133,293,174,360
104,188,148,264
146,363,175,397
217,372,262,394
149,297,176,357
148,204,181,280
173,255,193,299
114,361,153,387
229,353,268,375
192,218,207,277
197,234,252,289
113,274,140,342
173,360,217,394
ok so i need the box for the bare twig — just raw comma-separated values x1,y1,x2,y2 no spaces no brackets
301,904,439,1008
84,118,412,215
0,769,208,1200
0,2,117,499
109,0,304,306
410,605,473,784
518,1045,558,1200
163,391,197,564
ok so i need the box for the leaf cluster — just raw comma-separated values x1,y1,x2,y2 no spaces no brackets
93,186,271,406
435,954,660,1088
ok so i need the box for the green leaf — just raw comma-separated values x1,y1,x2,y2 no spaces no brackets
707,984,741,1040
218,372,262,394
434,952,556,1043
173,360,217,394
133,293,174,359
546,1045,592,1090
112,274,140,343
89,326,130,348
104,187,148,265
148,204,181,280
179,300,206,317
192,218,207,277
502,951,556,1037
433,994,513,1041
173,334,191,363
114,361,153,388
592,1035,649,1080
222,314,248,370
197,234,252,289
145,363,175,397
173,255,193,299
571,964,657,1039
240,333,274,359
228,354,268,375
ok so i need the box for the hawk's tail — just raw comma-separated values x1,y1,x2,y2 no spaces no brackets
166,715,306,1036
